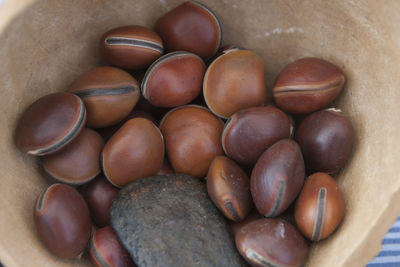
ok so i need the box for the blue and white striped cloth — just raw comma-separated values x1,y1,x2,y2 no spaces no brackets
367,216,400,266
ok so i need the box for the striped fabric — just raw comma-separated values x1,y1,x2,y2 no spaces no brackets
367,216,400,266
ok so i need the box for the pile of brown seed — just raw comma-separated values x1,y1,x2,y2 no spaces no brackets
14,1,354,266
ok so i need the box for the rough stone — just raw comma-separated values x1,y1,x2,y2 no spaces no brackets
110,174,247,267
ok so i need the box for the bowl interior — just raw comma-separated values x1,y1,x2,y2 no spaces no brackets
1,0,400,266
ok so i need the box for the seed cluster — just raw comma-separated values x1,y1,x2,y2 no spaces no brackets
14,1,354,266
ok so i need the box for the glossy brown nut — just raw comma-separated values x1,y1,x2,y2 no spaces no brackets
155,1,221,60
295,172,345,241
295,108,354,174
222,106,292,166
141,52,205,107
251,139,305,217
160,105,224,178
68,66,140,128
102,118,165,187
43,128,104,185
100,25,163,70
79,175,119,227
235,218,308,267
15,92,86,156
273,57,346,114
97,110,158,142
203,49,267,119
206,156,251,221
34,184,91,259
90,226,136,267
229,209,263,238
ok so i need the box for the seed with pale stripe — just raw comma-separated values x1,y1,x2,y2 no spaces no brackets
14,92,86,156
100,25,164,70
273,57,345,114
250,139,305,217
68,66,140,128
294,172,345,241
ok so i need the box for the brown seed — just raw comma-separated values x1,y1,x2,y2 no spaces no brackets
295,172,345,241
206,156,251,221
68,66,140,128
97,110,158,142
235,218,308,267
203,49,267,119
79,175,119,227
155,1,221,60
229,209,263,238
160,105,223,178
100,25,163,70
295,108,354,174
14,92,86,156
222,106,292,166
102,118,165,188
90,226,136,267
34,184,91,259
251,139,305,217
273,57,345,114
141,52,205,107
42,128,104,185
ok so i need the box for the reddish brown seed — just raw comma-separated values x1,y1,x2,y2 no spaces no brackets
295,172,345,241
295,108,354,174
160,105,224,178
203,49,267,119
68,66,140,128
235,218,308,267
141,52,205,107
79,176,119,227
251,139,305,217
155,1,221,60
34,184,91,259
100,25,163,70
14,92,86,156
229,209,263,238
43,128,104,185
102,118,165,188
97,110,158,142
273,57,346,114
90,226,136,267
206,156,251,221
156,159,175,175
222,106,292,166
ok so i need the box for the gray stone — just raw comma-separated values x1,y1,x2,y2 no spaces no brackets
110,174,247,267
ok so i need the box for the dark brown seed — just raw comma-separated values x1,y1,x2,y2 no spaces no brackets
14,92,86,156
206,156,251,221
235,218,308,267
155,1,221,60
102,118,165,188
295,108,354,174
68,66,140,128
100,25,163,70
273,57,345,114
34,184,91,259
295,172,345,241
90,226,136,267
79,175,119,227
222,106,292,166
159,105,224,178
43,128,104,185
251,139,305,217
141,52,205,107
